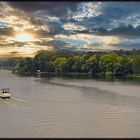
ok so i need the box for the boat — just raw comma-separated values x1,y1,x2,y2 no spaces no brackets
0,88,11,98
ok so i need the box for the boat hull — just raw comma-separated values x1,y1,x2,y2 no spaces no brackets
0,93,10,98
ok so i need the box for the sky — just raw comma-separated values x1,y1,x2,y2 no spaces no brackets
0,2,140,57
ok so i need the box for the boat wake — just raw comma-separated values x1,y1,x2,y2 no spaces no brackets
0,97,27,109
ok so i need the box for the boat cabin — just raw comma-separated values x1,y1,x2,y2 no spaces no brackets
2,88,10,93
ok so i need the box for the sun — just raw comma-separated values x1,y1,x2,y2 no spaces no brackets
14,32,34,42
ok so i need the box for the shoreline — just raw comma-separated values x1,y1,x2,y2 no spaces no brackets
11,70,140,80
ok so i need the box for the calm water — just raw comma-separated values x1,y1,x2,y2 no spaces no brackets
0,69,140,137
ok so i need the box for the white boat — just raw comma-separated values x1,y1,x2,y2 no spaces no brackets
0,93,10,98
0,88,11,98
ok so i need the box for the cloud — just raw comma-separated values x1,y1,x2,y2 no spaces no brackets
6,2,140,37
111,42,140,50
0,27,14,36
63,23,87,32
101,2,140,19
91,25,140,38
54,33,120,51
1,1,140,56
8,2,80,18
110,38,140,49
34,40,67,47
65,2,140,32
88,2,140,28
10,51,18,54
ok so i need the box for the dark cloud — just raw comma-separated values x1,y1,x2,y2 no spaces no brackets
7,2,140,37
47,22,68,34
57,24,140,37
87,43,103,48
0,27,14,36
35,40,67,47
0,40,27,47
84,2,140,29
10,51,18,54
24,28,53,38
8,2,80,18
90,25,140,38
111,42,140,49
25,25,67,38
67,2,140,31
101,2,140,20
28,16,68,35
34,40,76,51
34,39,86,51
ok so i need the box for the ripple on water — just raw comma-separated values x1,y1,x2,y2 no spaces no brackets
1,70,140,137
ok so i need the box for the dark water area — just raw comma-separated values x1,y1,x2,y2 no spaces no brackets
0,69,140,138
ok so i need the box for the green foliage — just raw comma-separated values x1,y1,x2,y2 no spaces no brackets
114,55,133,75
132,55,140,74
85,54,100,74
71,55,82,72
52,57,68,73
13,50,140,77
13,57,35,74
99,52,118,73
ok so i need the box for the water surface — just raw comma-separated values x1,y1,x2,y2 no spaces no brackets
0,69,140,138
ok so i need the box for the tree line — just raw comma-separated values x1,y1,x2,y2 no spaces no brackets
12,49,140,77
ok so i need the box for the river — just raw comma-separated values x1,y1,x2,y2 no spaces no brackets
0,69,140,138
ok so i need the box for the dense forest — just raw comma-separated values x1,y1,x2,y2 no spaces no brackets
12,49,140,78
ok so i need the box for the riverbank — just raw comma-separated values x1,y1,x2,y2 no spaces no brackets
11,69,140,80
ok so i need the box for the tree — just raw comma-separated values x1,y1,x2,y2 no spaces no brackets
13,57,35,74
85,54,100,74
52,57,68,73
99,52,119,75
72,55,82,72
12,49,140,76
114,55,133,75
132,55,140,74
34,50,55,71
